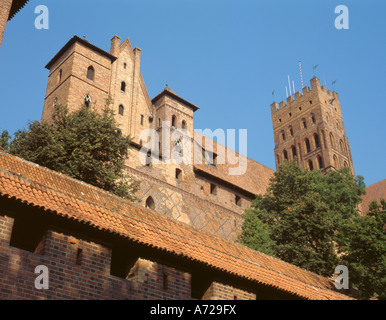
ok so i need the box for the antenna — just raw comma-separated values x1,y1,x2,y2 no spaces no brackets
285,86,288,98
288,75,292,96
313,64,319,76
299,61,304,88
272,90,275,103
292,80,295,96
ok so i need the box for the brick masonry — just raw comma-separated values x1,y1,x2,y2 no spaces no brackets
0,210,261,300
40,35,275,243
0,0,13,47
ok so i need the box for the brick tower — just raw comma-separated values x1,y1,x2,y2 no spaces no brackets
270,77,354,174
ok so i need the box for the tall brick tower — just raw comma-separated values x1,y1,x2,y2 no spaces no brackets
270,77,354,174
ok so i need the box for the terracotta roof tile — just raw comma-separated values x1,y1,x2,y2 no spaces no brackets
0,151,352,300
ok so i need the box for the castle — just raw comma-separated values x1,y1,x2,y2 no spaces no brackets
0,4,365,300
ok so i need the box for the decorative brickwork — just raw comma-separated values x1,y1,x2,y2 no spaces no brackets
271,77,354,175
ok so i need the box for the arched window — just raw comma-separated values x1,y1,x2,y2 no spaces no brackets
87,66,95,81
329,133,335,148
333,155,338,168
305,138,311,153
302,118,307,129
281,130,286,142
289,126,293,137
314,133,320,148
317,155,324,169
58,69,62,83
235,195,241,207
340,139,345,154
311,113,316,124
123,62,127,69
291,145,297,159
308,160,314,171
141,115,144,125
158,118,161,128
118,105,124,115
121,81,126,92
175,168,182,180
283,149,288,161
276,154,280,165
336,120,340,130
145,196,155,210
181,120,186,130
171,115,176,128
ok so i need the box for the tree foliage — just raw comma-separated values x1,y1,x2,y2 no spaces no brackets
340,200,386,299
0,130,11,151
240,160,366,277
8,104,139,201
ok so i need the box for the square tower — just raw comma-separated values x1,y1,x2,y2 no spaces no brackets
271,77,355,174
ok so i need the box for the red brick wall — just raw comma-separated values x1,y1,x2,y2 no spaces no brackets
202,282,256,300
0,0,13,46
0,211,256,300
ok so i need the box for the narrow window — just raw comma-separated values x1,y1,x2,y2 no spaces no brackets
172,115,176,128
276,154,280,165
340,139,345,154
291,145,297,158
181,120,187,130
235,195,241,207
145,150,152,166
158,118,161,128
281,130,286,142
87,66,95,81
311,114,316,124
317,156,324,169
141,115,144,126
314,133,320,148
58,69,62,83
163,273,168,291
145,196,155,209
283,149,288,161
302,118,307,129
330,133,335,148
210,183,217,195
308,160,314,171
289,126,293,137
148,117,153,124
123,62,127,69
121,81,126,92
175,168,182,180
333,155,338,168
305,138,311,153
118,105,124,115
76,248,83,265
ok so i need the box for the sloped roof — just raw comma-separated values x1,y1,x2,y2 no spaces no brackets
8,0,29,21
193,132,274,196
361,179,386,213
0,151,352,300
152,87,200,112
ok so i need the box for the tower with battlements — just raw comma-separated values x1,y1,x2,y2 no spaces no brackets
270,77,354,174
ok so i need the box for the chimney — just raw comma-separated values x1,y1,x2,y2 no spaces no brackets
110,35,121,57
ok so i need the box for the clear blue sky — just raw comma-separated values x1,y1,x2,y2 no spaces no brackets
0,0,385,187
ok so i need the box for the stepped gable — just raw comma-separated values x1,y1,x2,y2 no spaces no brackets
0,151,352,300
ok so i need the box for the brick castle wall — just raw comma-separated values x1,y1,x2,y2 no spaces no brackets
0,210,257,300
0,0,13,46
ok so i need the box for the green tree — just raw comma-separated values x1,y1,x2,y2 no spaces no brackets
241,160,365,277
8,104,139,201
0,130,11,151
341,200,386,299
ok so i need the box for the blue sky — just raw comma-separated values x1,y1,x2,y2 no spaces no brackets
0,0,385,187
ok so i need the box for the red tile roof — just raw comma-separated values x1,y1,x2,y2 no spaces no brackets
0,151,352,300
